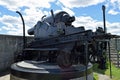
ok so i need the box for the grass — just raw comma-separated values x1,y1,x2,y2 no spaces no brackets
93,72,99,80
93,62,120,80
107,63,120,80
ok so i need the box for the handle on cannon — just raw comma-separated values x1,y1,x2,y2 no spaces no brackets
51,9,55,26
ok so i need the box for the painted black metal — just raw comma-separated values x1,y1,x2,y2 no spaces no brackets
50,9,55,26
13,6,120,80
108,41,112,78
11,62,93,80
102,5,106,33
16,11,26,49
102,5,112,78
29,30,91,48
85,41,88,80
24,48,59,51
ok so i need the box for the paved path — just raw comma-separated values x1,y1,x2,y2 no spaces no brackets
0,74,10,80
97,73,111,80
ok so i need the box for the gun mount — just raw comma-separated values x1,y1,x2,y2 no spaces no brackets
11,6,120,80
15,10,119,69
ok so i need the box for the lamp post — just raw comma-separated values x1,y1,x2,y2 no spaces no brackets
16,11,26,49
102,5,106,33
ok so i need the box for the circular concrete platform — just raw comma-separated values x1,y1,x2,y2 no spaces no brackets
10,60,93,80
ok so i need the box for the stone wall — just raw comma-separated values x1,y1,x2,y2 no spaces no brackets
0,34,33,71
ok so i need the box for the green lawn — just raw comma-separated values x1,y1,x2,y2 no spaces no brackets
93,72,99,80
93,62,120,80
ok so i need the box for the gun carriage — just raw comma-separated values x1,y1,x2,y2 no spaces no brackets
15,10,119,69
10,6,120,80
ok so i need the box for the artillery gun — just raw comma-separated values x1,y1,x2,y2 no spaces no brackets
15,9,119,69
11,6,119,80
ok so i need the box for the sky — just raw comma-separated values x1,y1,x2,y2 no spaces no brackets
0,0,120,36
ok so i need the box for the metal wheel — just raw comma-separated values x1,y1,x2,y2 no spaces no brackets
57,51,72,68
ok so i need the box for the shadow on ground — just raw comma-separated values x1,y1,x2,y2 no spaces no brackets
93,62,109,74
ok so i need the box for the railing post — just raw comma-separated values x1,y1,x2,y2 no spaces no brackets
84,41,88,80
108,41,112,78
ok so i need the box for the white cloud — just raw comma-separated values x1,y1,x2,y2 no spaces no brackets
107,0,120,15
0,0,120,36
0,0,55,35
107,22,120,34
0,15,19,24
0,17,40,35
108,9,119,15
23,8,46,25
58,0,105,8
73,16,99,31
54,7,75,16
0,0,55,11
0,14,32,35
0,12,120,36
61,7,75,16
73,16,120,35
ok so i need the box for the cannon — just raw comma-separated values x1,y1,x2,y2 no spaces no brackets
28,10,77,39
11,6,120,80
22,10,87,67
15,9,120,69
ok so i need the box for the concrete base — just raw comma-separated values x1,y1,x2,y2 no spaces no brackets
10,60,93,80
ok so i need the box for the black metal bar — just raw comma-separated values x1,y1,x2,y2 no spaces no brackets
51,9,55,26
118,53,120,67
108,41,112,78
115,38,120,67
23,48,59,51
34,37,88,48
102,5,107,33
117,52,119,67
37,30,92,42
16,11,26,49
85,41,88,80
115,38,117,50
